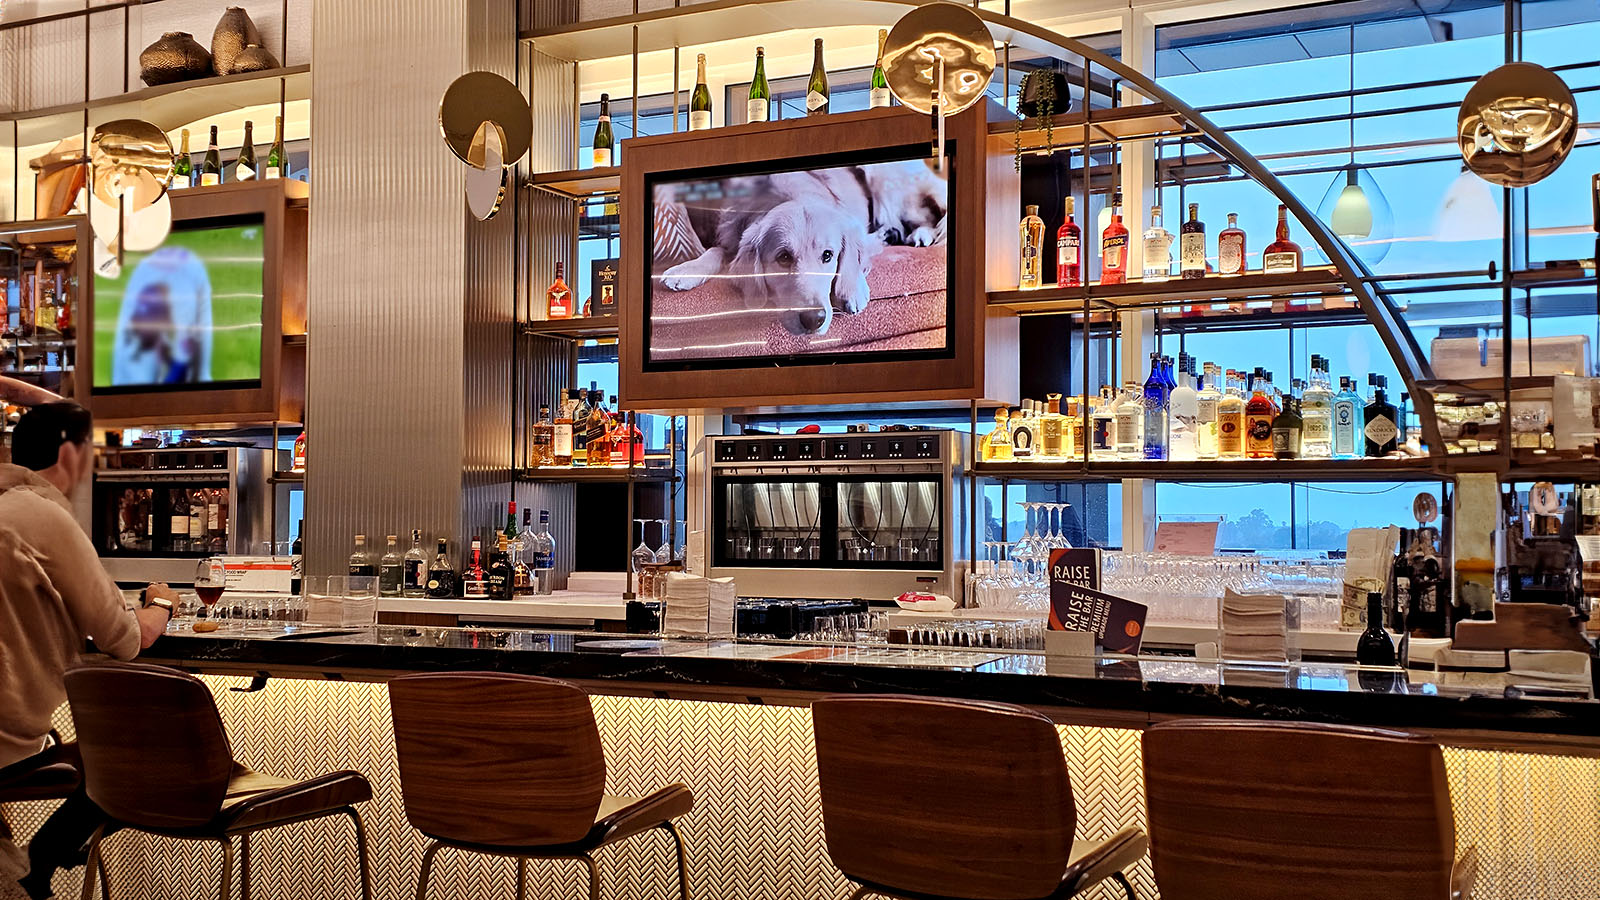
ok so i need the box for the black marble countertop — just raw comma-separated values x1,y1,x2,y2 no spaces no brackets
134,622,1600,748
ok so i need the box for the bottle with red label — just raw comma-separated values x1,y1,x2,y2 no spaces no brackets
1100,190,1128,284
1057,196,1081,287
546,262,572,319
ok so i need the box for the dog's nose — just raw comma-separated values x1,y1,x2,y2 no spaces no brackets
798,309,827,332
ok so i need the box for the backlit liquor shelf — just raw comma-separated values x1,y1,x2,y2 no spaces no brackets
520,317,620,340
973,456,1441,482
988,266,1353,316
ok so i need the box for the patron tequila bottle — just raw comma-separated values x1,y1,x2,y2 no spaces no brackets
1019,204,1045,289
983,408,1014,461
1142,206,1173,282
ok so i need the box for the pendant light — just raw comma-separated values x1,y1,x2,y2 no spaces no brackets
1316,26,1393,264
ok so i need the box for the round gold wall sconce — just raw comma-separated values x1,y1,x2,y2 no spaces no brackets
439,72,531,221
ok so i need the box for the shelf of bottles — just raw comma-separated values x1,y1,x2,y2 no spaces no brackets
351,503,565,602
0,228,78,408
520,385,668,479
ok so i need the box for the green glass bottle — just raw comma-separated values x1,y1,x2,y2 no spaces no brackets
592,93,614,166
806,38,829,116
172,128,192,188
200,125,222,186
234,120,257,181
747,47,770,122
869,29,890,108
689,53,712,131
265,115,287,179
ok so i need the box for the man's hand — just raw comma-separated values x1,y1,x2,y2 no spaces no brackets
145,582,179,608
134,582,178,649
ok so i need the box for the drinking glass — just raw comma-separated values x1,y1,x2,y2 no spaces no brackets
195,557,226,622
654,519,672,564
631,519,655,574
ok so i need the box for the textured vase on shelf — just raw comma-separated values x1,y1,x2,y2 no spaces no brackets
139,32,212,86
229,42,279,74
211,6,263,76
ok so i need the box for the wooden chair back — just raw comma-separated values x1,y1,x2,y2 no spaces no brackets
388,672,606,847
812,694,1077,900
1142,719,1455,900
64,663,235,830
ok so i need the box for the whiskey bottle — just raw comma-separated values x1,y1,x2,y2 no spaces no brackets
349,534,377,577
1040,393,1065,458
554,389,579,466
1141,206,1173,283
1196,362,1221,460
1363,375,1399,457
1271,393,1303,460
585,389,613,466
200,125,222,186
983,408,1014,461
1019,204,1044,289
461,537,489,599
1245,372,1276,460
532,404,555,466
1217,212,1246,276
1057,196,1081,287
570,390,592,465
1100,191,1128,284
1180,203,1206,279
1114,382,1144,460
1300,355,1334,459
1332,375,1364,459
486,534,514,602
869,30,891,108
234,120,257,181
690,54,713,130
265,115,287,179
402,529,428,597
806,39,829,115
593,93,614,166
748,49,771,123
425,538,457,598
173,129,193,187
546,262,573,319
1262,204,1302,274
1169,355,1199,462
378,534,403,596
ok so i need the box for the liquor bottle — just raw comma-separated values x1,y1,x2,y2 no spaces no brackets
1090,386,1117,460
1271,392,1303,460
265,116,287,179
554,389,578,466
869,29,891,108
1355,592,1396,666
292,430,306,471
1019,204,1044,289
1364,375,1399,457
1262,204,1302,274
486,535,514,602
200,125,222,186
983,408,1014,461
690,53,713,130
570,390,593,464
462,537,489,599
172,129,193,188
532,404,555,466
1101,191,1128,285
235,120,257,181
585,389,612,466
1391,529,1413,631
34,287,57,334
547,262,572,319
1245,372,1275,460
503,500,518,544
806,38,829,116
1216,370,1246,459
290,521,304,595
378,534,403,597
593,93,614,166
1057,196,1081,287
1180,203,1206,279
1064,396,1085,460
349,534,377,577
1332,376,1363,460
612,400,645,465
1300,355,1334,459
1217,212,1246,276
1169,355,1200,461
1040,393,1065,458
425,538,456,598
188,488,206,550
531,510,556,595
1142,353,1170,460
1196,362,1221,460
1010,403,1034,460
1115,382,1144,460
1141,205,1172,283
747,49,771,122
402,529,428,597
167,488,190,553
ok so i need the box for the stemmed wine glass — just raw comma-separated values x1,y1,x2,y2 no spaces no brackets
195,557,226,628
654,518,672,564
631,519,656,574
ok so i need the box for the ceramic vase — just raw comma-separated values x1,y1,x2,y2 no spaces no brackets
139,31,212,86
211,6,263,76
229,42,279,74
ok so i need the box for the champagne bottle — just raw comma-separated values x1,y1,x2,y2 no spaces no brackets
593,93,614,165
200,125,222,186
265,115,286,179
869,29,890,108
234,120,257,181
172,129,192,188
689,53,712,131
806,38,829,115
747,48,770,122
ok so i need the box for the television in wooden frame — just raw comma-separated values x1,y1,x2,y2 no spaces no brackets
619,105,1016,412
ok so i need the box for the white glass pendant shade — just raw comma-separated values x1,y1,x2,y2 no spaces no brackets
1315,166,1393,265
1434,168,1502,242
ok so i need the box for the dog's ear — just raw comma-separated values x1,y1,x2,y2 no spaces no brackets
831,219,877,315
730,219,772,309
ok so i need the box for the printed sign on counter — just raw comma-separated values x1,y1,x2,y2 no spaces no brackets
1152,520,1219,555
1049,547,1102,591
222,557,294,594
1048,551,1147,655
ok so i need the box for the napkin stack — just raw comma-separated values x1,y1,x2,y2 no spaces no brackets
662,571,736,637
1220,588,1289,663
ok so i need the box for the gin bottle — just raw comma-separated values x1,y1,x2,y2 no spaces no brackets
1364,375,1399,457
1332,376,1364,459
1142,206,1173,282
1300,354,1334,459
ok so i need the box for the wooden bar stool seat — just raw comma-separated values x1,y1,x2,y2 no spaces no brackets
1142,720,1478,900
388,672,694,900
813,695,1147,900
63,663,374,900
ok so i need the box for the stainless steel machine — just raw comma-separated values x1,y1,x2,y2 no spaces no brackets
706,431,968,601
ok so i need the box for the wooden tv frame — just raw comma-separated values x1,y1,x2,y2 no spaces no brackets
618,106,1017,413
85,179,306,428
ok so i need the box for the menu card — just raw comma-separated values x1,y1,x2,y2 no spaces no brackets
1152,520,1219,555
1049,547,1102,591
1048,551,1147,654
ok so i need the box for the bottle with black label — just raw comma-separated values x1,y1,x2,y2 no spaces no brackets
349,534,377,577
402,529,428,597
378,534,403,596
462,537,489,599
486,535,514,602
1363,374,1399,457
1179,202,1206,279
1391,527,1412,631
1271,387,1302,460
425,538,456,598
289,520,304,595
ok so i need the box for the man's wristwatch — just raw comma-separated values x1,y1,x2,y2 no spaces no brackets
145,596,174,616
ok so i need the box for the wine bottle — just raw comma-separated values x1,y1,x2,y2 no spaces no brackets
869,29,891,108
172,129,192,188
747,49,770,123
689,53,712,131
200,125,222,186
265,116,286,179
234,120,257,181
593,93,614,165
806,38,829,116
1355,592,1396,666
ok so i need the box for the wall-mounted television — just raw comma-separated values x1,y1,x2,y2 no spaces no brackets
92,214,265,393
643,145,954,371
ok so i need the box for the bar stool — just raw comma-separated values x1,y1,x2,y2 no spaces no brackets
0,741,109,900
63,663,374,900
812,694,1147,900
387,672,693,900
1142,720,1478,900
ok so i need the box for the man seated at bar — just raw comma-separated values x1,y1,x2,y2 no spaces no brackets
0,401,177,900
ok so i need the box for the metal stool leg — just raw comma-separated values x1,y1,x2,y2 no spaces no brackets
415,840,444,900
77,824,108,900
240,833,252,900
515,858,527,900
580,854,600,900
661,820,689,900
215,838,233,900
346,808,373,900
1111,872,1137,900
